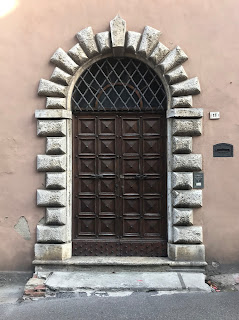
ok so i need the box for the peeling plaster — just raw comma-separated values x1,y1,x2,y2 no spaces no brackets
14,216,31,240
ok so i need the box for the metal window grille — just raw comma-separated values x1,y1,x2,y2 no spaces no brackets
72,57,167,112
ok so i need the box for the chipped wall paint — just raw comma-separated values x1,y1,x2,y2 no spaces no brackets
14,217,31,241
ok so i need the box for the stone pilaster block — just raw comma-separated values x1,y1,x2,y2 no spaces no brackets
50,48,78,75
168,243,205,261
170,77,201,97
37,120,66,137
46,172,66,189
138,26,160,58
172,119,202,136
37,189,66,207
172,190,202,208
110,15,126,56
159,46,188,74
149,42,169,65
168,108,203,119
34,243,72,260
46,98,66,109
173,208,193,226
45,208,67,226
37,155,66,172
50,67,71,86
172,172,193,190
165,66,188,85
171,96,193,108
172,136,192,154
125,31,141,54
68,43,88,66
37,225,67,243
38,79,67,98
46,137,66,155
35,110,71,120
76,27,99,58
96,31,111,54
172,154,202,171
173,226,203,244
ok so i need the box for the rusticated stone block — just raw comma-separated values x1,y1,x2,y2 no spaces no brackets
46,137,66,155
172,119,202,136
46,172,66,189
46,98,66,109
172,136,192,154
172,154,202,172
37,189,66,207
45,208,66,226
138,26,160,58
34,243,72,260
35,110,72,119
171,96,193,108
167,108,203,119
172,172,193,190
173,208,193,226
95,31,111,54
126,31,141,53
168,243,205,261
37,225,67,243
50,48,78,75
50,67,71,86
68,43,88,66
165,66,188,85
159,46,188,74
37,155,66,172
37,120,66,137
149,42,169,65
170,77,201,96
173,226,203,244
172,190,202,208
76,27,99,58
110,15,126,56
38,79,67,98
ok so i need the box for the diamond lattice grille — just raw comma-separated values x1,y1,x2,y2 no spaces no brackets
72,58,167,112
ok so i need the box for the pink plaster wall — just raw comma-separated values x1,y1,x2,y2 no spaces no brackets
0,0,238,270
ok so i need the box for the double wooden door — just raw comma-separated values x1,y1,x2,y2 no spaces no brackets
73,113,167,256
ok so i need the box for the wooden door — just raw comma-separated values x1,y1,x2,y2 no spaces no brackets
73,113,167,257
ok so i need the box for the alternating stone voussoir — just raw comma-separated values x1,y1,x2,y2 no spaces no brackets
34,243,72,260
35,109,72,119
37,225,67,243
173,208,193,226
172,119,202,136
110,15,126,56
172,154,202,172
167,108,203,119
37,189,66,207
171,96,193,108
172,190,202,208
46,137,66,155
126,31,141,54
46,97,66,109
96,31,111,54
172,172,193,190
50,48,79,75
37,155,66,172
50,67,72,86
159,46,188,74
137,26,160,58
172,136,192,154
149,42,169,65
45,208,67,226
76,27,99,58
37,120,66,137
46,172,66,190
170,77,201,96
68,43,88,66
165,65,188,85
38,79,67,98
173,226,203,244
168,243,205,262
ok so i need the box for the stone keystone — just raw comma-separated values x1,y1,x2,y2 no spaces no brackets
110,15,126,56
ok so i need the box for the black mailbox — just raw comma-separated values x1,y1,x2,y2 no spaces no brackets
213,143,233,157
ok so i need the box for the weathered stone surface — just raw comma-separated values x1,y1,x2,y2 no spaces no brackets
95,31,111,54
37,120,66,137
45,208,67,226
68,43,88,66
35,110,72,119
173,208,193,226
173,226,203,244
172,136,192,154
37,189,66,207
34,243,72,260
159,46,188,74
138,26,160,58
46,172,66,189
46,137,66,155
38,79,67,98
167,108,203,119
50,67,72,86
172,119,202,136
171,77,201,97
149,42,169,65
168,244,205,261
172,172,193,190
76,27,99,58
37,155,66,172
46,97,66,109
172,190,202,208
125,31,141,54
110,15,126,56
50,48,78,75
171,96,193,108
172,154,202,172
37,225,67,243
165,66,188,85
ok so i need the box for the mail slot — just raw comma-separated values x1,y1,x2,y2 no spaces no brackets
213,143,233,157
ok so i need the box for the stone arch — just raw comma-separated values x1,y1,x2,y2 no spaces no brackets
34,16,205,269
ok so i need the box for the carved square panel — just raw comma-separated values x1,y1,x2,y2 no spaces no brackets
79,198,95,214
123,218,140,236
99,119,115,135
78,119,95,135
123,159,140,174
143,118,160,135
122,139,139,155
79,139,95,154
143,198,160,215
143,138,160,155
78,158,95,174
143,158,160,174
143,179,160,195
78,218,95,235
99,218,116,235
123,198,140,214
143,218,161,236
99,158,115,174
123,179,140,195
99,198,115,215
79,179,95,194
99,139,115,154
122,119,140,135
99,178,115,194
